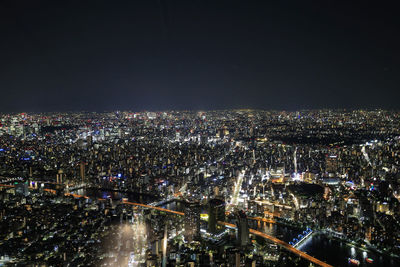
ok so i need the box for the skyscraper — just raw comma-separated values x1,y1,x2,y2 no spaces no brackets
235,210,250,247
208,198,225,234
15,183,30,197
325,154,338,174
184,200,201,242
80,162,85,182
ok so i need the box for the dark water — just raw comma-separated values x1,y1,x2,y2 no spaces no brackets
253,221,400,267
298,233,400,267
68,192,399,267
249,220,301,243
161,201,400,267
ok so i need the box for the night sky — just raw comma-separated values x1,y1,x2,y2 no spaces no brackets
0,1,399,112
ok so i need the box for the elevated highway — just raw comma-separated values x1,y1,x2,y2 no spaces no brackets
121,201,331,266
218,222,332,267
0,184,332,267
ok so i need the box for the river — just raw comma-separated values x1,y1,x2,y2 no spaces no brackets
70,189,399,267
297,233,400,267
252,221,400,267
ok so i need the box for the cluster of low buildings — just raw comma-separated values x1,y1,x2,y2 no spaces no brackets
1,109,400,266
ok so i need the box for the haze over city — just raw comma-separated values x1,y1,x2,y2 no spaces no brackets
1,1,400,267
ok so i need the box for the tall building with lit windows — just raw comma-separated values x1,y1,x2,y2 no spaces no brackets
325,154,338,174
184,200,201,242
80,162,85,182
208,198,225,234
235,210,250,246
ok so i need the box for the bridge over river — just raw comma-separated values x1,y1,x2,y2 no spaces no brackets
1,183,332,267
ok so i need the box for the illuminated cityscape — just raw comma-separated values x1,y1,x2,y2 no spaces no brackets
1,1,400,266
0,110,400,266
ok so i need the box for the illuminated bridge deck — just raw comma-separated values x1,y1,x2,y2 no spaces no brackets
219,222,332,267
123,201,184,216
0,184,332,267
122,201,331,267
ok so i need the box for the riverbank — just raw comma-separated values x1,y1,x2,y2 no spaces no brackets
320,229,400,260
298,232,400,267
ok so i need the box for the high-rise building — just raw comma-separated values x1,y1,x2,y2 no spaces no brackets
80,162,85,182
15,183,30,197
208,198,225,234
235,210,250,247
184,200,201,242
325,154,338,173
56,169,64,184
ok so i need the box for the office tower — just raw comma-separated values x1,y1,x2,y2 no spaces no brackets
80,162,85,182
235,210,250,246
325,154,338,173
184,200,201,242
15,183,30,197
208,198,225,234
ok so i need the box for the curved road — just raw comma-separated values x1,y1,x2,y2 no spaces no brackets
121,200,332,267
0,184,332,267
219,221,332,267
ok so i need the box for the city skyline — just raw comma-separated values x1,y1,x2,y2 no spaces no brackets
1,110,400,266
1,1,400,266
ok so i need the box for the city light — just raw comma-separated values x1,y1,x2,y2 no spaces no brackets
0,110,399,266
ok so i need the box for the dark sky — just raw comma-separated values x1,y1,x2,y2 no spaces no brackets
0,0,399,112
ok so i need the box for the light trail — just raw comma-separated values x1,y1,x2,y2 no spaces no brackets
123,201,184,216
219,221,333,267
361,145,372,166
0,184,331,266
290,193,299,210
123,201,330,266
228,170,245,211
0,184,14,188
253,199,293,209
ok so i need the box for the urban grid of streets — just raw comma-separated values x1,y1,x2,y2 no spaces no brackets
1,109,400,266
